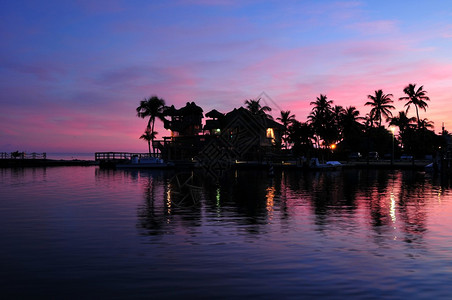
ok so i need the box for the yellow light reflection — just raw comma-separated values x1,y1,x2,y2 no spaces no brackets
266,186,275,219
166,184,172,215
390,192,396,224
390,190,397,240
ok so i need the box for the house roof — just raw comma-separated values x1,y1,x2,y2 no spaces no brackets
266,118,285,130
164,102,203,117
205,109,224,119
178,102,203,115
224,107,284,130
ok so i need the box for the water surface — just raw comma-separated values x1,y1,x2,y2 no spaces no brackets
1,167,452,299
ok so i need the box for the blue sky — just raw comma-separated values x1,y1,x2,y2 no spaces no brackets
1,0,452,152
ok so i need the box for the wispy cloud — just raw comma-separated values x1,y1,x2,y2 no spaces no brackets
2,0,452,151
348,20,399,35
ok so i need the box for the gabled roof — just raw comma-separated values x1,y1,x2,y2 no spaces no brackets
266,118,285,130
224,107,284,130
205,109,224,119
164,102,203,117
178,102,203,115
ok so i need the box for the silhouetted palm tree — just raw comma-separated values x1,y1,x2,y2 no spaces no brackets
340,106,363,134
310,94,333,115
136,95,166,133
307,109,323,148
399,84,430,128
418,118,434,130
136,95,166,149
140,129,157,155
332,105,345,133
277,110,296,149
288,120,315,155
333,105,345,117
389,111,416,135
244,98,272,119
365,89,395,127
308,94,335,148
363,113,375,129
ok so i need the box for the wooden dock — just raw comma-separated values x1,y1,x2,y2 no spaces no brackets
0,152,97,167
1,152,46,159
95,152,161,168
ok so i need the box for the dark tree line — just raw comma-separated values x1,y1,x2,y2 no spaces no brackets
136,83,447,159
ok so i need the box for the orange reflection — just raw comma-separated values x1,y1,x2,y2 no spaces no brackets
266,186,276,219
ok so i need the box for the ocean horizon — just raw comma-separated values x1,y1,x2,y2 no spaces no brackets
1,151,153,161
45,152,95,160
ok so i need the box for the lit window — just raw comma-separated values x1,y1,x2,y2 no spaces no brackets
266,128,275,139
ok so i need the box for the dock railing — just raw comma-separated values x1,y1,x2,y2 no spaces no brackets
1,152,46,159
95,152,159,162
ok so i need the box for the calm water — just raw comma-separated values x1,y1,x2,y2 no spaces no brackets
46,152,94,160
1,167,452,299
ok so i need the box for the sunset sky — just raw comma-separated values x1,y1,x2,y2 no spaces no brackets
1,0,452,153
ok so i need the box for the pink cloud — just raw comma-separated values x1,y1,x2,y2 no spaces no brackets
3,1,452,152
222,35,452,131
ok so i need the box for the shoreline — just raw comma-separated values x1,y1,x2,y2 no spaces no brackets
0,158,431,170
0,159,98,167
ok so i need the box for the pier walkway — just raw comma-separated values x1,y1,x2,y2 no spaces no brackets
95,152,160,167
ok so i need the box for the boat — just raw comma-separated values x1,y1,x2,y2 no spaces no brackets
115,156,172,169
308,158,342,170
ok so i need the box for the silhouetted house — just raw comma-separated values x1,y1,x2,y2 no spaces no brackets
164,102,203,136
154,102,205,161
221,107,284,160
203,109,224,135
158,104,284,162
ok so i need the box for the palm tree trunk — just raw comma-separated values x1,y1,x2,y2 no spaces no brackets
147,117,152,130
150,118,155,154
415,105,420,128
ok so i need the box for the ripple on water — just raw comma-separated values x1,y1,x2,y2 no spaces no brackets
1,168,452,298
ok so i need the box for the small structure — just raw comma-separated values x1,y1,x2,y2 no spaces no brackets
155,104,284,165
155,102,205,161
203,109,224,136
221,107,284,160
164,102,204,136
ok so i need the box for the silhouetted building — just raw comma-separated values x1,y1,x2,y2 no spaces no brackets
156,105,284,162
203,109,224,136
164,102,204,136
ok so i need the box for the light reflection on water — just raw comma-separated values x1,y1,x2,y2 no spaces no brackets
1,167,452,298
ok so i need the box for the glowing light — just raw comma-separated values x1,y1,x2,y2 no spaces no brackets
216,187,221,205
166,184,172,215
216,187,221,216
266,128,275,139
266,186,275,219
330,143,336,150
390,192,396,224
